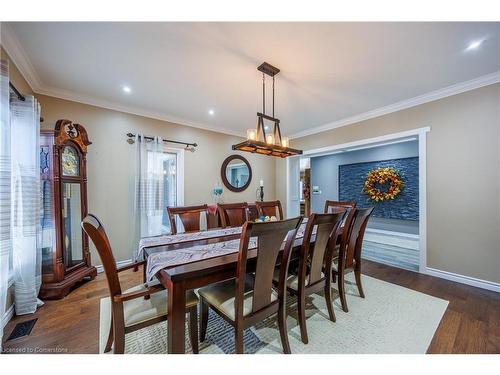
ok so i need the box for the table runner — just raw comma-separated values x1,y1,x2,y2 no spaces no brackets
144,219,312,281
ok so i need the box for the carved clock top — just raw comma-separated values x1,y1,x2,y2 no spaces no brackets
54,119,92,153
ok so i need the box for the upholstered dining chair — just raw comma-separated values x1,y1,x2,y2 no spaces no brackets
255,200,284,220
167,204,210,234
81,214,199,354
198,217,303,354
217,202,249,228
274,211,345,344
332,207,374,313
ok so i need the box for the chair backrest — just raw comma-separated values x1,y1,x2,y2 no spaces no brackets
247,203,259,222
324,200,357,245
217,202,249,228
167,204,208,234
342,207,374,268
81,214,121,298
299,212,345,286
235,217,302,318
255,200,284,220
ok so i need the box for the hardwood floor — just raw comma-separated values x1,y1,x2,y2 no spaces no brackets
2,260,499,354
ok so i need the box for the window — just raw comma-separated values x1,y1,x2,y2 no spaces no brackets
158,149,184,234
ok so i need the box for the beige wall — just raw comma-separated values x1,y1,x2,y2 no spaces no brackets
277,83,500,284
2,46,276,267
37,94,276,264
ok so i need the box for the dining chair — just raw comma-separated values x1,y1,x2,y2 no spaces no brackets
324,200,357,268
198,217,303,354
332,207,374,313
255,200,284,220
81,214,200,354
167,204,210,234
274,211,345,344
247,203,259,222
217,202,249,228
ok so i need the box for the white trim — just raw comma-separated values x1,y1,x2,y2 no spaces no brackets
424,267,500,293
0,23,244,138
2,304,15,328
175,148,185,207
3,23,499,141
301,127,431,157
418,129,428,273
95,259,133,274
35,85,246,138
0,23,42,91
290,71,500,139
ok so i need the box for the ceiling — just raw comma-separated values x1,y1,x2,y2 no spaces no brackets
5,22,500,138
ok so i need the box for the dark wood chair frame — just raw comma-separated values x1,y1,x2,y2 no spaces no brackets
81,214,199,354
333,207,374,313
217,202,250,228
255,200,284,220
167,204,210,235
324,200,357,247
199,217,303,354
285,211,345,344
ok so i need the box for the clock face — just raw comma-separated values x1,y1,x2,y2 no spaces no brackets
61,146,79,176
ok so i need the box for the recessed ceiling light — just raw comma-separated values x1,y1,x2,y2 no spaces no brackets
122,85,132,94
466,39,484,51
208,109,215,116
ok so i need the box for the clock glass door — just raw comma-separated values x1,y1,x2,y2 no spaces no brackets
62,182,84,269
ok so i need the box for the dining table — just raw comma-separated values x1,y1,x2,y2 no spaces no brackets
140,219,344,354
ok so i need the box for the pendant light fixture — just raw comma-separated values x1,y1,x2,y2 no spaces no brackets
232,62,302,158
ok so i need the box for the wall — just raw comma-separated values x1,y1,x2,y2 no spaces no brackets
37,94,276,264
277,83,500,284
310,140,419,234
1,47,276,268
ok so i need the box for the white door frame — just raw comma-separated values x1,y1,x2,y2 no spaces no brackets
286,126,430,273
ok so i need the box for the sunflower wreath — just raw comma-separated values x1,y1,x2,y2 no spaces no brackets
363,167,404,202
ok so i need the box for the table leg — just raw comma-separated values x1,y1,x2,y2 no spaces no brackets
167,281,186,354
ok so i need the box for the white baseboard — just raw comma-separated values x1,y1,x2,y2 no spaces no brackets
2,304,15,328
424,267,500,293
95,259,133,274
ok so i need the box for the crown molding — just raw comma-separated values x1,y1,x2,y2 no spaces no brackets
35,84,246,137
290,70,500,139
1,23,245,138
1,22,43,91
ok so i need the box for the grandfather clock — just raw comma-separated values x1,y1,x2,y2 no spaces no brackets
39,119,96,299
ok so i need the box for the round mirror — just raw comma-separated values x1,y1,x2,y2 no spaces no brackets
221,155,252,192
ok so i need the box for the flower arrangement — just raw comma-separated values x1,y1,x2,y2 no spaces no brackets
363,167,404,202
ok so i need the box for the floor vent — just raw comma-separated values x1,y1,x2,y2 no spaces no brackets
7,318,38,341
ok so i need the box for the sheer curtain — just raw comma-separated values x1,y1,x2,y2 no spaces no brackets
0,60,11,350
132,134,164,261
10,87,43,315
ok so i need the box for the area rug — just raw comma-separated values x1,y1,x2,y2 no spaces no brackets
99,274,448,354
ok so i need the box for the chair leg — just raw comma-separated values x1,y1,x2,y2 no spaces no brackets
112,307,125,354
104,315,114,353
324,280,336,323
338,271,349,313
278,302,291,354
297,290,308,344
235,326,244,354
199,297,209,342
354,268,365,298
188,306,199,354
142,265,150,300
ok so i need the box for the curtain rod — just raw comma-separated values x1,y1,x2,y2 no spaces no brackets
126,133,198,148
9,81,44,122
9,81,25,101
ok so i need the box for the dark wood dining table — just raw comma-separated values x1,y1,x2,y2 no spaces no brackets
143,224,343,354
